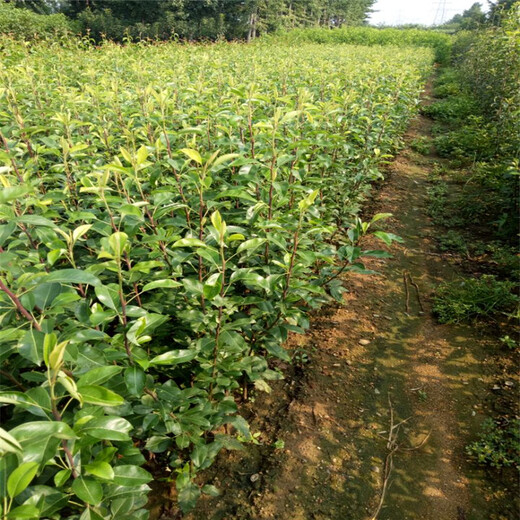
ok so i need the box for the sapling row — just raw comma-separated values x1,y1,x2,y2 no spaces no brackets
0,38,432,517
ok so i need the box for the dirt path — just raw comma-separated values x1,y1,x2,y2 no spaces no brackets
174,88,518,520
233,96,494,520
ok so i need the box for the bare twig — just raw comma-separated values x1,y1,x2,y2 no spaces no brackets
407,273,425,312
403,271,410,314
371,395,431,520
0,369,26,391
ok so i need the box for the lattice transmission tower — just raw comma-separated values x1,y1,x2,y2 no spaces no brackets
432,0,450,25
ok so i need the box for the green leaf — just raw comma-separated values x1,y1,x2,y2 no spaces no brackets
108,232,129,258
79,385,125,406
6,504,40,519
81,416,133,441
226,416,251,440
136,145,148,165
20,433,60,468
72,224,93,243
203,273,222,300
0,186,32,204
94,285,120,311
72,477,103,505
150,349,196,366
236,238,266,254
44,269,101,287
0,392,39,410
124,366,146,397
79,507,105,520
112,465,152,486
18,330,45,365
202,484,221,497
7,462,39,498
178,481,201,513
84,461,114,480
180,148,202,165
77,366,123,387
172,238,207,248
212,153,240,168
373,231,403,245
32,283,61,310
141,279,182,292
210,210,226,237
9,421,77,442
0,428,22,456
53,469,71,487
120,147,133,164
191,444,208,468
370,212,392,224
144,436,170,453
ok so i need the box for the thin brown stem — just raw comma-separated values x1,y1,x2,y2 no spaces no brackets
0,278,41,331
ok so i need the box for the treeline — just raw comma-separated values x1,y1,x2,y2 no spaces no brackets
438,0,517,33
4,0,375,41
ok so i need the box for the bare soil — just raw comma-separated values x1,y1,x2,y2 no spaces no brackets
154,85,519,520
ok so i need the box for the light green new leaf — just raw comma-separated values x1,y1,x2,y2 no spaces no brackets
141,279,182,292
79,385,125,406
84,461,114,480
7,462,39,498
0,428,22,456
236,238,266,254
150,349,196,366
180,148,202,165
9,421,77,442
172,238,207,248
72,224,93,243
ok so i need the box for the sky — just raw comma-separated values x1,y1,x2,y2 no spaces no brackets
369,0,488,26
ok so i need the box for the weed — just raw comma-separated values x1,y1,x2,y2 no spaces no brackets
466,418,520,470
437,230,468,254
500,336,518,350
418,389,428,402
433,275,519,324
410,136,431,155
422,94,479,123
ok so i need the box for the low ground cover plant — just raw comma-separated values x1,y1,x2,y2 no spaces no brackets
467,418,520,470
433,275,518,323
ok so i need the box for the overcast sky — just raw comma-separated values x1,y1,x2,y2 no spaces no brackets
369,0,488,26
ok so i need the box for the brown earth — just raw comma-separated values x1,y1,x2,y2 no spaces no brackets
154,85,519,520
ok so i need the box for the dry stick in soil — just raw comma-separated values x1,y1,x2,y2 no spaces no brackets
371,395,431,520
403,270,411,314
407,272,425,313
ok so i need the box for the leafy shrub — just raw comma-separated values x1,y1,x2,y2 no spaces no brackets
459,4,520,157
422,95,479,123
433,275,519,323
433,118,494,161
0,2,74,39
433,67,462,99
0,40,431,517
467,418,520,469
410,136,431,155
436,230,468,254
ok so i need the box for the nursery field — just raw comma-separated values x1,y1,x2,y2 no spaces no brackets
0,39,434,519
